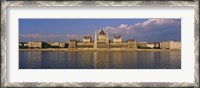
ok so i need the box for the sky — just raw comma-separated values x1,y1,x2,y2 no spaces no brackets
19,19,181,42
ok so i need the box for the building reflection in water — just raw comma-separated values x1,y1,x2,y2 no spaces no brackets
93,52,97,68
40,51,67,69
76,51,93,69
121,51,137,69
137,51,181,69
96,51,110,69
154,52,161,69
159,51,171,69
67,51,77,69
169,51,181,69
137,51,154,69
19,51,181,69
109,51,122,69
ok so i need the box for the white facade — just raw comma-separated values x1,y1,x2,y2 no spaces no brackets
28,42,43,48
83,36,91,43
59,42,65,48
49,42,59,46
98,30,107,42
113,35,121,43
160,41,181,49
49,42,66,48
147,43,154,49
98,34,106,42
136,42,147,48
114,38,121,43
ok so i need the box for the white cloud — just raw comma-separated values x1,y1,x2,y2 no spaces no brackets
103,26,118,34
66,34,88,41
20,34,67,38
102,24,134,35
20,33,93,42
100,19,180,34
20,34,68,42
99,19,181,42
45,34,65,38
20,34,42,38
118,24,129,29
134,19,180,30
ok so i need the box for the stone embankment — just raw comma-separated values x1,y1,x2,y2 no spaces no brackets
19,48,181,51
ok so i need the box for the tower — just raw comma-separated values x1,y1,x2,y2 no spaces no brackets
106,32,109,43
94,32,97,48
98,29,106,42
106,32,109,48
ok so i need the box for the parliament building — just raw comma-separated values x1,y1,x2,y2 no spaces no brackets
68,29,137,49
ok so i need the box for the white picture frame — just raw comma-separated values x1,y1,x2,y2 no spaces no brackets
1,1,199,87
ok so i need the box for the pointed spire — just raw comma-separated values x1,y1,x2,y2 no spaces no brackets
94,31,97,48
99,29,105,35
94,32,97,42
107,32,109,43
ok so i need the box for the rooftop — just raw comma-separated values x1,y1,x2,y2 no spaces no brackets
69,39,76,42
128,39,136,42
114,35,121,39
99,29,105,35
83,35,91,39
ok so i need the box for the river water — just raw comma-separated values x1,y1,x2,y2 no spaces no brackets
19,50,181,69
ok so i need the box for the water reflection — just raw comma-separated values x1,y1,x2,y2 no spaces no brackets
19,51,41,69
19,51,181,69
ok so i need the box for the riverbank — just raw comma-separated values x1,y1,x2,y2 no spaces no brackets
19,48,181,51
137,49,181,52
19,48,136,51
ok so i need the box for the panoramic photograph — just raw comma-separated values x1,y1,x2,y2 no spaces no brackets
19,19,181,69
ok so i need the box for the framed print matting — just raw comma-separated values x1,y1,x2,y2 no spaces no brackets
1,1,199,88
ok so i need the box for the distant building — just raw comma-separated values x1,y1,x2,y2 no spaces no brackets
109,35,122,48
49,42,66,48
160,41,181,49
96,29,109,48
154,42,160,48
19,42,28,48
68,39,77,48
127,39,137,49
136,42,147,48
147,43,154,49
77,35,93,48
113,35,121,43
49,42,60,48
83,35,91,43
68,29,137,49
28,42,49,48
59,42,66,48
19,42,24,48
77,42,94,48
24,43,29,48
98,29,107,42
65,43,69,48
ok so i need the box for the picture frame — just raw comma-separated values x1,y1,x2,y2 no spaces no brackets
1,0,199,87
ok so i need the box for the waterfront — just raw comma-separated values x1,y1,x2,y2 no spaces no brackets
19,50,181,69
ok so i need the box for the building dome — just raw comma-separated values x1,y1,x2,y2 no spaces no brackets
83,35,91,39
114,35,121,39
99,29,105,35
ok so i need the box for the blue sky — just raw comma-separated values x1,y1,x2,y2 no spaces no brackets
19,19,181,42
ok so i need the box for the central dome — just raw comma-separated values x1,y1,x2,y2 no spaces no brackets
99,29,105,35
